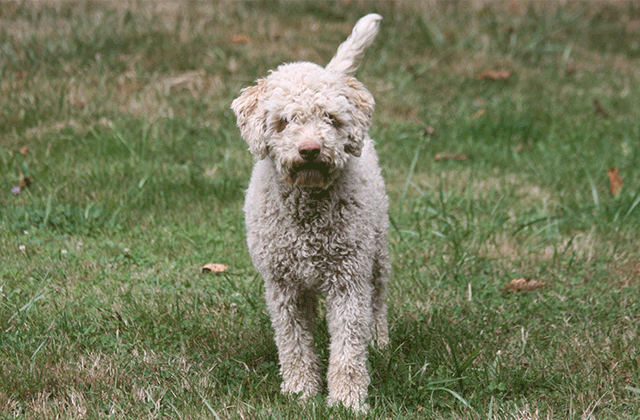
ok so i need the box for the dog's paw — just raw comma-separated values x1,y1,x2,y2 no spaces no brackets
327,394,370,413
281,373,322,399
326,369,369,412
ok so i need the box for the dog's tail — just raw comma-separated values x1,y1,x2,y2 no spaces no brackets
326,13,382,76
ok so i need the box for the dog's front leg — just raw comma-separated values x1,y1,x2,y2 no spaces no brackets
265,281,322,399
325,281,374,411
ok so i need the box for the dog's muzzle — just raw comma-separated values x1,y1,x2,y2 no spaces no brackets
282,140,334,188
288,161,332,187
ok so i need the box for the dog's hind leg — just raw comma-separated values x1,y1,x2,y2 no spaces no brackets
371,254,390,349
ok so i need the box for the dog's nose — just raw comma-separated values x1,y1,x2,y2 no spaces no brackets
298,141,322,161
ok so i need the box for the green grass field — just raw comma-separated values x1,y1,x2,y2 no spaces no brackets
1,1,639,418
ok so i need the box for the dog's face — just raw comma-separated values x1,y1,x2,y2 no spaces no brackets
232,63,374,189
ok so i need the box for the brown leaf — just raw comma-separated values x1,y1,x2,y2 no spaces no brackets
16,70,27,79
607,167,623,196
593,99,609,118
502,278,546,292
472,108,485,119
626,20,640,32
422,125,436,137
201,263,229,274
19,146,28,156
19,176,33,188
434,153,467,162
477,70,511,80
231,34,251,44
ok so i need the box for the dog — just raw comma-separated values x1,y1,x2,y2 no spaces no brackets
231,14,389,410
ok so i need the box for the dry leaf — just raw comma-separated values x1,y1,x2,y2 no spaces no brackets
472,108,485,119
16,70,27,79
593,99,609,118
19,146,28,156
201,263,228,274
422,125,436,137
477,70,511,80
434,153,467,162
19,176,33,188
502,278,546,292
231,34,251,44
607,167,623,196
626,20,640,31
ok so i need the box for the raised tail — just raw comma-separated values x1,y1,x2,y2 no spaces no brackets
326,13,382,76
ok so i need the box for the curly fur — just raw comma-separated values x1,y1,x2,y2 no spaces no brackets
231,14,389,411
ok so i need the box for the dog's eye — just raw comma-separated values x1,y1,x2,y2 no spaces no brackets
324,112,341,129
276,117,288,133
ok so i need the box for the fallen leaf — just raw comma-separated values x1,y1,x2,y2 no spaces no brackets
607,167,623,196
565,66,575,75
231,34,251,44
19,176,33,188
477,70,511,80
16,70,27,79
626,20,640,31
422,125,436,137
593,99,609,118
434,153,467,161
19,146,28,156
201,263,229,274
472,108,485,119
502,278,546,292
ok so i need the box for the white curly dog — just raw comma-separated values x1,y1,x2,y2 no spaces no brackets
232,14,389,410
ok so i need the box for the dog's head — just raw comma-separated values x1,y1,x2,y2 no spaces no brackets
231,62,374,189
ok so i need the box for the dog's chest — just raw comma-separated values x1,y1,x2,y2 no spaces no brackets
250,191,369,287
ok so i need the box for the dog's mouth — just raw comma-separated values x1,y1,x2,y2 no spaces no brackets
287,161,333,188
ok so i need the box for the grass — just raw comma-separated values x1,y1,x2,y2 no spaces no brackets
1,1,639,418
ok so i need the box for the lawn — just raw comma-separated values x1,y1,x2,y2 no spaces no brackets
1,1,639,418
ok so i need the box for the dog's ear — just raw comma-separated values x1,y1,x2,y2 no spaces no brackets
344,77,375,157
231,79,268,159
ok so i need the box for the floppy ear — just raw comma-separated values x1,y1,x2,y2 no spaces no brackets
231,79,268,159
343,77,375,157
